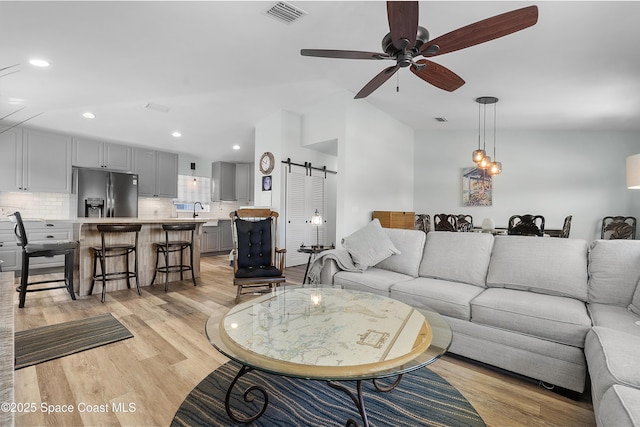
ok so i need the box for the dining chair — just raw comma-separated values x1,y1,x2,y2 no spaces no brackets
456,214,474,232
601,216,636,240
433,214,458,232
507,214,545,237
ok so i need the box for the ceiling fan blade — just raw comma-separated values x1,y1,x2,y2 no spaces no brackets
355,65,400,99
301,49,390,60
420,5,538,56
387,1,419,50
410,59,465,92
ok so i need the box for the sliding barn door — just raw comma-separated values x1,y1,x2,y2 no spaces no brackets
284,168,325,267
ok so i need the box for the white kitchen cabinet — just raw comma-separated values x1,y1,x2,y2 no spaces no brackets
72,138,132,171
132,148,178,198
0,127,72,193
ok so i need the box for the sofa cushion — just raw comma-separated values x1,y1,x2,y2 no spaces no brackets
598,385,640,427
334,267,411,296
588,239,640,306
588,303,640,336
629,280,640,316
486,235,589,301
418,231,494,287
471,288,592,347
390,277,485,321
341,219,401,269
375,228,426,277
585,327,640,408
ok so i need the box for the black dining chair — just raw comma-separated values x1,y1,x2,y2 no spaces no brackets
434,214,458,232
9,211,78,308
507,214,545,237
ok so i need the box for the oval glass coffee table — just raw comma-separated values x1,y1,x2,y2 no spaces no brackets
206,286,452,427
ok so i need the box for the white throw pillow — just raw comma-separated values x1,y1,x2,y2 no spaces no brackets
341,219,401,269
629,280,640,316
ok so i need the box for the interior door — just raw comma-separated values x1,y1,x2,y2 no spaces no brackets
284,168,325,267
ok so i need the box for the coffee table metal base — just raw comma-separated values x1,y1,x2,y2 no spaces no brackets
225,363,403,427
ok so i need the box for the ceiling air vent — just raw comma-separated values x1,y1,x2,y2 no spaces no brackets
435,117,448,122
144,102,171,113
264,1,307,24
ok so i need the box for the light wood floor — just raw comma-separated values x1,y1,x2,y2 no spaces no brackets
12,256,595,426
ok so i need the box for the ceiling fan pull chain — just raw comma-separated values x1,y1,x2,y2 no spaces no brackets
396,71,400,93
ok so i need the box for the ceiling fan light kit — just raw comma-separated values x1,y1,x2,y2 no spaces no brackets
300,2,538,98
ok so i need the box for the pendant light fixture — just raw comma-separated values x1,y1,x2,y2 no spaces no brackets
473,96,501,176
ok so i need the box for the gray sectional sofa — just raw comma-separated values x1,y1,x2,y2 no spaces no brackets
314,228,640,426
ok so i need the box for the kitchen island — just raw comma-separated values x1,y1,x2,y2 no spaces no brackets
72,218,208,297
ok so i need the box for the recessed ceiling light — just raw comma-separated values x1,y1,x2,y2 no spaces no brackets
82,112,95,119
232,145,240,150
172,131,182,138
29,59,50,67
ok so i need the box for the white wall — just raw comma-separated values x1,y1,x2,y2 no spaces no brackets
414,130,640,241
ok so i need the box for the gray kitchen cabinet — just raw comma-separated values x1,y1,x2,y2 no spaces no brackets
235,163,254,203
132,148,178,198
211,161,236,201
73,138,132,171
0,220,72,272
219,220,234,251
201,226,220,253
0,127,72,193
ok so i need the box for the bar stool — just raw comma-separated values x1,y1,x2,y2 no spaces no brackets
151,223,197,291
90,224,142,303
9,211,78,308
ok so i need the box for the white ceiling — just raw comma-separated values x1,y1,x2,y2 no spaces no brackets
1,1,640,163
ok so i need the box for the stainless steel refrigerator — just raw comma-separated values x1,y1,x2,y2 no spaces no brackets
75,168,139,218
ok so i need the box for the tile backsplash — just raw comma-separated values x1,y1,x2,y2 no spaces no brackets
0,191,244,220
0,191,73,219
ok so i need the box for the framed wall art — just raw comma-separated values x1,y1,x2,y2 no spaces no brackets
262,175,272,191
462,167,492,206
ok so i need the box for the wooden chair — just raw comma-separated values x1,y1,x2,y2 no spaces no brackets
508,214,545,237
229,209,286,303
151,223,197,292
433,214,458,232
456,214,474,232
414,214,431,233
601,216,636,240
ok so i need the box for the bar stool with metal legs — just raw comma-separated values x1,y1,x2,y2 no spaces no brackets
9,211,78,308
150,223,197,292
90,224,142,303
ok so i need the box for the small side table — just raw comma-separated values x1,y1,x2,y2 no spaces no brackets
298,245,334,284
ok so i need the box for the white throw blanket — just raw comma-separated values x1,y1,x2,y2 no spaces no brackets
307,249,363,285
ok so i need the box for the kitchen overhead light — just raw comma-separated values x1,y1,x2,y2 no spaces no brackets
232,145,240,150
172,131,181,138
29,59,50,67
82,112,95,119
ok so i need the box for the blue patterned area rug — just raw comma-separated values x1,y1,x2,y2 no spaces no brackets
172,361,485,427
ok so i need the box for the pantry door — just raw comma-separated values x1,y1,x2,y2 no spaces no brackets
284,168,325,267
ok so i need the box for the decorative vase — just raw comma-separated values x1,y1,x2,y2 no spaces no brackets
481,218,495,231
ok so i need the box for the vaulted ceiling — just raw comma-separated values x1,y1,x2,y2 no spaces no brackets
1,1,639,162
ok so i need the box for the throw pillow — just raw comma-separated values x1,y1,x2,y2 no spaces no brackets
341,219,401,269
629,279,640,316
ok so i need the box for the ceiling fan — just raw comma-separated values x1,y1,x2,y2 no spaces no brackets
301,2,538,99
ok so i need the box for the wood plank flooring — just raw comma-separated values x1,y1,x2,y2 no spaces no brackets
12,256,595,426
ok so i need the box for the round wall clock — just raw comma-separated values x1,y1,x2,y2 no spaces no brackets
259,151,275,175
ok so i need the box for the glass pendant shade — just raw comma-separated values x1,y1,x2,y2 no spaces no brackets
488,161,502,175
478,155,492,169
473,149,486,164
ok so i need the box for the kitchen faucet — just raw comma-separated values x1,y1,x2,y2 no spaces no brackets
193,202,203,218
